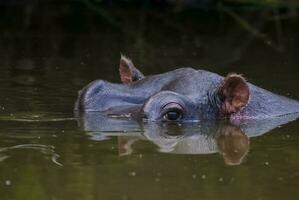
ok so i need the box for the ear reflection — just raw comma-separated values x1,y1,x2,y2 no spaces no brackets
216,124,249,166
118,136,140,156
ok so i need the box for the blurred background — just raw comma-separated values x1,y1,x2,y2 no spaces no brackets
0,1,299,200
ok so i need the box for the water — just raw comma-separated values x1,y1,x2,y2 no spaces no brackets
0,2,299,200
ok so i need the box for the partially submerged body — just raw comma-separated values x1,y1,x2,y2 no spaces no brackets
75,55,299,123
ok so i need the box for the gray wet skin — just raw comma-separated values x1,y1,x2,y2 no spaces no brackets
74,55,299,122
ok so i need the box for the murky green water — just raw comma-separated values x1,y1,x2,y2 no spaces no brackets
0,2,299,200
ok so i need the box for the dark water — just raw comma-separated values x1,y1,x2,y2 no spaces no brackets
0,2,299,200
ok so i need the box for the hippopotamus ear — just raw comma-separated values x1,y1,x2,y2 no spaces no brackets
218,73,250,116
119,55,145,84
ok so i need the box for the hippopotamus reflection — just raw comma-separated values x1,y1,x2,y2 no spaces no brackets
75,55,299,122
78,112,299,165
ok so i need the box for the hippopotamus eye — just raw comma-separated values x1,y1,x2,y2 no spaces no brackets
161,103,184,121
164,110,182,121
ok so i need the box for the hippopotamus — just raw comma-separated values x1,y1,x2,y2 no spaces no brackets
74,55,299,122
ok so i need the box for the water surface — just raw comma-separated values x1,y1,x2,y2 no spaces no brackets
0,2,299,200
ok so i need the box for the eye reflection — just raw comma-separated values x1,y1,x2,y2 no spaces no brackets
161,123,185,137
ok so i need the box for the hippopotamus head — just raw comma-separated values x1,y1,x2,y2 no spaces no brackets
75,55,299,123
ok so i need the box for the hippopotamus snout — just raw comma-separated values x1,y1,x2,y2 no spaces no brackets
76,83,200,121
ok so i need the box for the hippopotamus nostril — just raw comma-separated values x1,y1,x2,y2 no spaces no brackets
75,80,108,112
